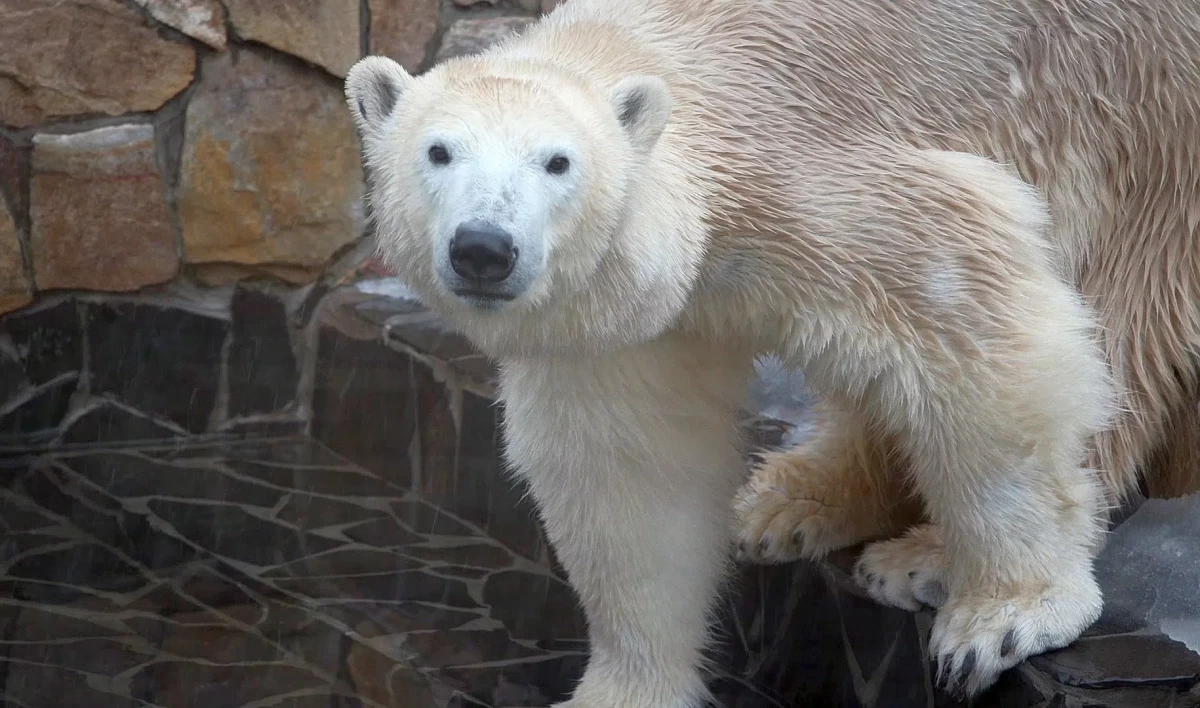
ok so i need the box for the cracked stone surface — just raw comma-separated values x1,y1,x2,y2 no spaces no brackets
0,0,195,128
0,437,587,707
30,125,178,294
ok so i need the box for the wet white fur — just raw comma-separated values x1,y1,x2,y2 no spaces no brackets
346,0,1200,704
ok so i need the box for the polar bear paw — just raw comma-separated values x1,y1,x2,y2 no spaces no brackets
853,523,949,611
854,523,1101,698
733,450,867,563
927,581,1101,697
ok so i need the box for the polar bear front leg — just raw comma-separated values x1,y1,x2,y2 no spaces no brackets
498,337,752,708
813,149,1118,698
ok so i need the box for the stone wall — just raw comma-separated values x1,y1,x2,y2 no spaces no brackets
0,0,559,316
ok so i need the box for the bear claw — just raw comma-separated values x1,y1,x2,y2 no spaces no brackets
1000,629,1016,657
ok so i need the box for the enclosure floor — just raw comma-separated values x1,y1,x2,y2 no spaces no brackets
0,436,781,708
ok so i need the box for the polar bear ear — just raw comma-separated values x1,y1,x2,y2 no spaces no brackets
345,56,414,138
610,75,672,153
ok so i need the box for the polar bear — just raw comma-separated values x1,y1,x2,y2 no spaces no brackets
345,0,1200,704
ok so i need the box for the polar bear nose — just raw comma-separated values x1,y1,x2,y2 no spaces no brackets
450,222,518,283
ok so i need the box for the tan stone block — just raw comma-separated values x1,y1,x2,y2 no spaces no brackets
436,17,535,62
178,50,365,270
345,629,438,707
133,0,227,49
0,202,30,314
225,0,361,77
189,262,321,287
30,125,178,293
368,0,441,72
0,0,195,128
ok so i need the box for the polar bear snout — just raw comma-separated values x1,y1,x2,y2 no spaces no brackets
442,220,531,308
450,222,518,284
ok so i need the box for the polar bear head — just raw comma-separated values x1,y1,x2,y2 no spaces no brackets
345,53,701,357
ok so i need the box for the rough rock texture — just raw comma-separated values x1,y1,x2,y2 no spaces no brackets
30,125,178,293
0,136,20,218
178,49,364,271
436,17,536,61
84,300,227,434
188,262,322,288
0,0,195,128
0,202,29,314
224,0,360,77
368,0,441,72
132,0,227,49
1094,493,1200,652
0,132,26,311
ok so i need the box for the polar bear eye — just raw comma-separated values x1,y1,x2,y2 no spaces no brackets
545,155,570,175
428,144,451,165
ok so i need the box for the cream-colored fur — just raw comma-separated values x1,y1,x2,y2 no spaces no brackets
345,0,1200,703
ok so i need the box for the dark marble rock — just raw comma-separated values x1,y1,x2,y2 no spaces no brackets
5,656,152,708
224,457,405,499
311,324,417,487
345,641,445,706
1,299,83,388
4,543,144,602
1031,633,1200,692
720,562,855,705
7,635,157,679
483,570,587,642
402,542,515,569
428,392,550,562
0,331,23,393
1093,493,1200,648
0,373,77,440
393,499,478,536
12,457,201,580
446,692,499,708
219,418,306,437
262,548,426,577
374,295,498,384
277,569,478,607
437,654,587,707
314,295,550,562
171,563,272,609
272,492,388,530
84,301,227,434
412,357,462,491
58,400,183,444
132,661,340,708
145,498,345,566
0,436,600,707
226,283,299,418
64,450,282,507
340,516,424,547
436,565,492,580
326,601,485,635
0,300,84,439
402,628,549,668
155,436,351,468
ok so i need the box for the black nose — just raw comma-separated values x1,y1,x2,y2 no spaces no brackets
449,223,517,283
